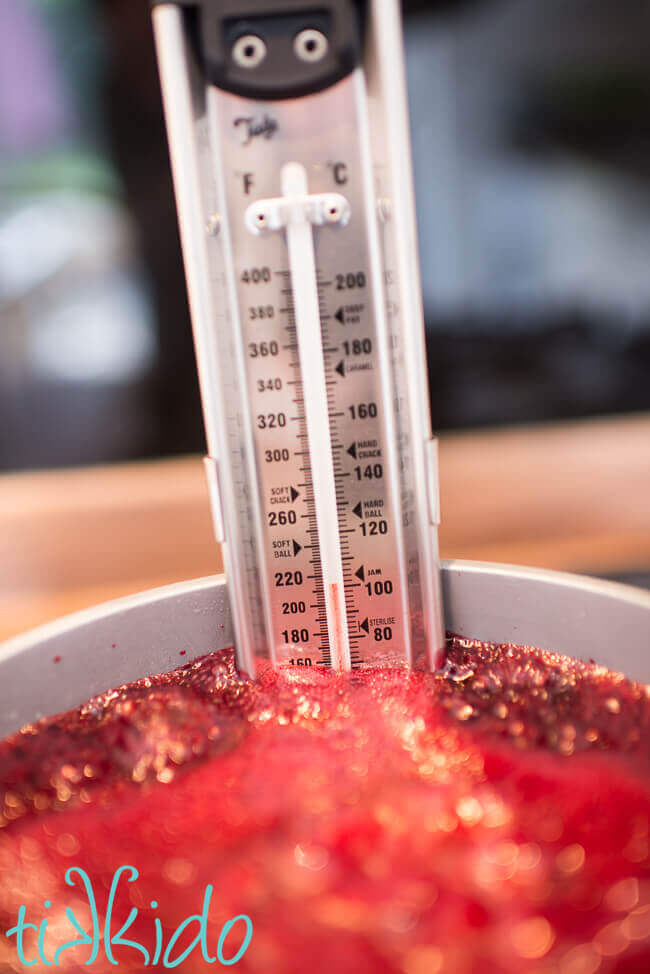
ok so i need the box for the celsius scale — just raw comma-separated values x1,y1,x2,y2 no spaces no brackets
151,0,444,675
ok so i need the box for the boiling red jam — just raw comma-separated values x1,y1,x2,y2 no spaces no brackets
0,638,649,972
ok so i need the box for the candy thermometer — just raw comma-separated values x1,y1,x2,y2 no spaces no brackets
152,0,444,675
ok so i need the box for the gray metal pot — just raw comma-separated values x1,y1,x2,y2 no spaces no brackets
0,560,648,740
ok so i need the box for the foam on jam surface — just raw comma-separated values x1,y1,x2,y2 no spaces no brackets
0,638,649,972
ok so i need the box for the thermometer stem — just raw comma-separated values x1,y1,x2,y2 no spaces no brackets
281,162,351,671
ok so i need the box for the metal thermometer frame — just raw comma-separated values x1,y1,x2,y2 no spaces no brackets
153,5,270,676
152,0,445,674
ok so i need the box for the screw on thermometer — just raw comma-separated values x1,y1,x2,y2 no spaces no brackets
152,0,445,675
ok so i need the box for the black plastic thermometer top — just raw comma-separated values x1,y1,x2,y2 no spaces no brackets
151,0,364,100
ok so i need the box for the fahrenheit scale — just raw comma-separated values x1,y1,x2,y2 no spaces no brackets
152,0,444,675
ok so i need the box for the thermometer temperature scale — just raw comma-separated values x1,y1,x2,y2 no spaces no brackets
152,0,444,675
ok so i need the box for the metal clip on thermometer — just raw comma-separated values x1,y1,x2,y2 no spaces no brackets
152,0,445,676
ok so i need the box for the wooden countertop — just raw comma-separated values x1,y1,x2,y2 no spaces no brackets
1,413,649,642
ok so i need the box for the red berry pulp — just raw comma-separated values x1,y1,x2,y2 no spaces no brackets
0,638,649,972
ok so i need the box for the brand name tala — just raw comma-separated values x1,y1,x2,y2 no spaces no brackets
234,114,278,145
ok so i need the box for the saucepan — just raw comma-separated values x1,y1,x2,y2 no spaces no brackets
0,559,648,739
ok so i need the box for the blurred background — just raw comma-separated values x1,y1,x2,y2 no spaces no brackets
2,0,650,467
0,0,648,637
